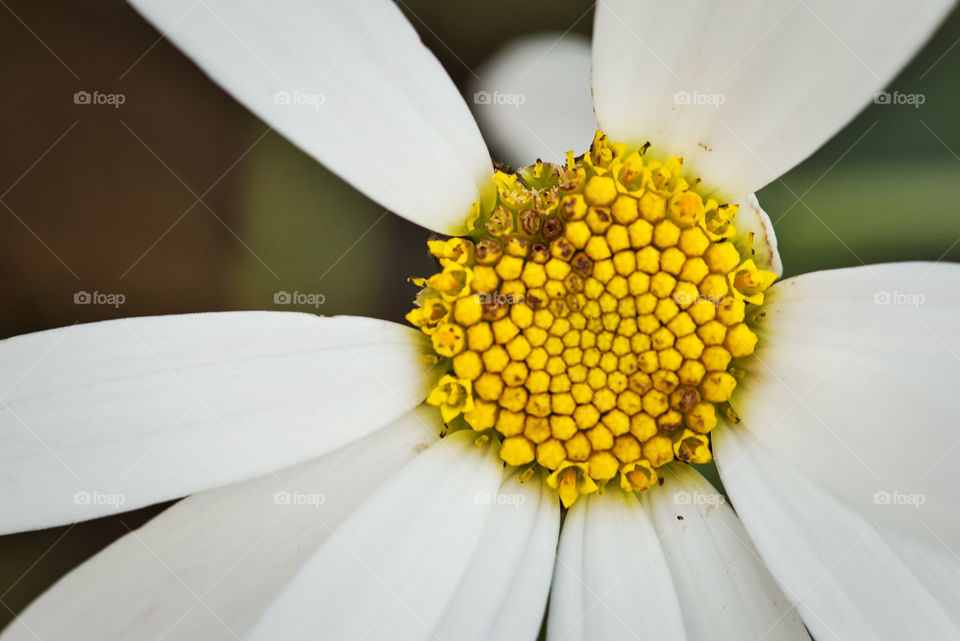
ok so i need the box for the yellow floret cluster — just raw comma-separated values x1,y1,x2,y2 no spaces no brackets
408,132,776,507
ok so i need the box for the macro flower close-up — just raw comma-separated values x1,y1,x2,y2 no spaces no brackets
1,1,959,640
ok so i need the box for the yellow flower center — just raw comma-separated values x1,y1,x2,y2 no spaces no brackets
409,131,776,507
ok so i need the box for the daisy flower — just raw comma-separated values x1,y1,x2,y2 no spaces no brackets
2,1,959,640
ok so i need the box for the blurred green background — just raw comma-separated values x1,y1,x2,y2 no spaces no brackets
1,0,959,629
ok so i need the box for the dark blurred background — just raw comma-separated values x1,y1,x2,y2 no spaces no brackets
2,0,959,628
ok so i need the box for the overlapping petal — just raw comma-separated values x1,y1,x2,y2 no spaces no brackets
548,466,806,641
434,471,560,641
128,0,493,234
469,33,596,167
592,0,952,199
733,262,960,541
0,312,437,533
715,426,960,640
246,430,502,641
0,406,441,640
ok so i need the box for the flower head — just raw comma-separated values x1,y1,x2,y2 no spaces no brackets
413,134,776,505
1,1,958,641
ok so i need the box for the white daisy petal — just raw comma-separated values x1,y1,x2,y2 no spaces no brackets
544,491,588,641
547,490,686,641
714,426,960,640
469,33,596,167
0,406,440,641
592,0,952,198
434,471,560,641
0,312,437,534
882,527,960,629
734,193,782,276
649,464,810,641
127,0,492,234
247,429,502,641
735,262,960,541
